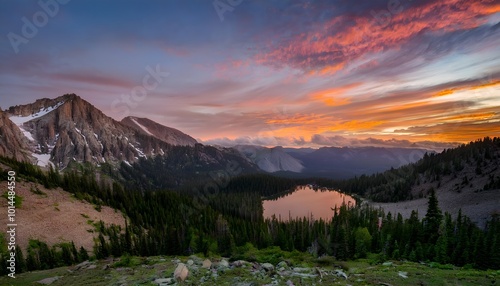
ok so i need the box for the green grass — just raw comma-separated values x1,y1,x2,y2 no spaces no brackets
1,255,498,286
2,192,23,208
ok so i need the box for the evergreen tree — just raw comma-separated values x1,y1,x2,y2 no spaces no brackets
423,188,442,244
354,227,372,258
78,247,89,261
15,245,27,273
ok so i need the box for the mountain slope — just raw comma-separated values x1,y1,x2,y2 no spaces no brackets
121,116,197,146
286,146,430,178
4,94,259,188
0,180,125,253
4,94,241,172
0,109,34,163
328,137,500,226
6,94,167,167
234,145,304,173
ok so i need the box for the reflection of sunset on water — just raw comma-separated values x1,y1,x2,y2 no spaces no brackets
263,186,355,221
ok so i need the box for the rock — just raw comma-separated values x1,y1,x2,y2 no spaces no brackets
261,263,274,272
86,264,97,270
154,278,175,285
292,272,318,278
218,259,229,268
187,259,194,266
292,267,310,273
232,260,249,268
276,261,288,269
174,263,189,281
36,276,61,285
74,260,91,271
382,261,393,266
286,280,295,286
315,267,324,279
202,259,212,269
334,269,348,279
398,271,408,278
102,264,110,270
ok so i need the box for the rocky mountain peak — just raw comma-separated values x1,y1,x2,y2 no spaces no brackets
121,116,197,146
3,94,173,168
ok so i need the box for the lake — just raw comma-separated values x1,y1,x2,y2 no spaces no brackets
263,185,355,221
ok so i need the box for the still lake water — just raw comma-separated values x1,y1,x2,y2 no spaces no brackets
263,185,355,221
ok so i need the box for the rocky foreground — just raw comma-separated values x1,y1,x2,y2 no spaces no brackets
2,255,499,286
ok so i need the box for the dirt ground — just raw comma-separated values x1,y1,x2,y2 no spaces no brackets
369,162,500,228
0,180,125,252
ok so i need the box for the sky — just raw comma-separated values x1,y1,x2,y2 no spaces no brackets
0,0,499,149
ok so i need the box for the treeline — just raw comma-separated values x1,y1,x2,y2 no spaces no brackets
1,137,500,274
112,144,258,191
0,238,89,275
319,137,500,202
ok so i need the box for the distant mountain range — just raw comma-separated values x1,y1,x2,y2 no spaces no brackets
1,94,431,182
234,145,430,178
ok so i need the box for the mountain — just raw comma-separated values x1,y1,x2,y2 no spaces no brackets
0,109,34,163
330,137,500,227
5,94,169,168
2,94,258,182
285,146,430,178
121,116,197,146
234,145,304,173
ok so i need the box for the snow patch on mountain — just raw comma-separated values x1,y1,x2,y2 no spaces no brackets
8,101,65,126
130,117,154,136
234,145,304,173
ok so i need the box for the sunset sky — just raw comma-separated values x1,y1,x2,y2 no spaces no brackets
1,0,499,148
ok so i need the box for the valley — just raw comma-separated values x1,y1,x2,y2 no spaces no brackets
0,96,499,285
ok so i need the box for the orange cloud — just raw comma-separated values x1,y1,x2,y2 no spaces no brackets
309,82,361,106
433,79,500,97
257,0,499,74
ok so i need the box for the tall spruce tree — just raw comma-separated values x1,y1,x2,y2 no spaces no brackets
423,188,442,244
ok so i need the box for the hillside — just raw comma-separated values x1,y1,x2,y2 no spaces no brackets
0,180,125,252
1,254,498,286
323,137,500,227
288,146,431,179
234,145,304,173
0,109,34,163
121,116,197,147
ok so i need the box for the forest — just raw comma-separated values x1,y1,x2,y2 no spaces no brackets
0,137,499,276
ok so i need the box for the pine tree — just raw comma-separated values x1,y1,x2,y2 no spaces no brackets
424,188,442,244
15,246,26,273
71,242,79,263
78,247,89,261
61,244,73,265
26,249,39,271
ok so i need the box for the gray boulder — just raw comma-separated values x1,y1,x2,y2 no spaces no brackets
174,263,189,281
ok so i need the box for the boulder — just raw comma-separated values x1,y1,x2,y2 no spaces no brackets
36,276,61,285
154,278,175,285
202,259,212,269
218,259,229,268
276,261,288,269
334,269,348,279
232,260,249,268
261,263,274,272
174,263,189,281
